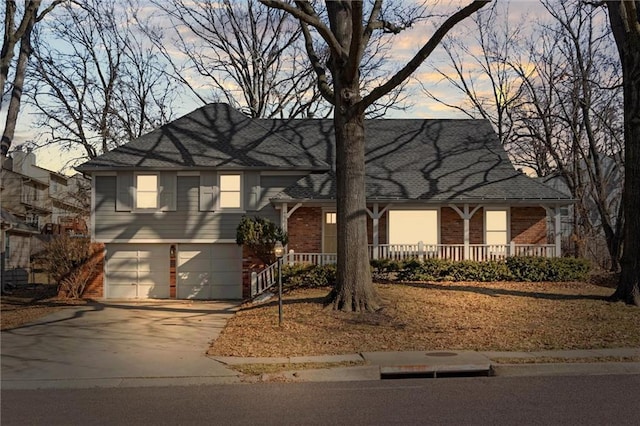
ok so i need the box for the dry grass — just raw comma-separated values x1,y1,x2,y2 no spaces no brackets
492,356,640,364
233,360,365,376
209,281,640,357
0,284,84,330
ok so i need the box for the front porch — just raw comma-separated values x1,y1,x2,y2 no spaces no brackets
279,203,564,262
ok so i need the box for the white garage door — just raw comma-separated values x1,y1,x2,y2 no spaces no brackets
106,244,170,299
177,244,242,299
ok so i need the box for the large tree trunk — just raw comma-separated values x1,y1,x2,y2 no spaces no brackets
607,1,640,306
331,90,380,312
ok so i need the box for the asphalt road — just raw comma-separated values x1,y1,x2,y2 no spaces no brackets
2,374,639,425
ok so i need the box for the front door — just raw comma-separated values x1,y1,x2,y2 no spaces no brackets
323,211,337,253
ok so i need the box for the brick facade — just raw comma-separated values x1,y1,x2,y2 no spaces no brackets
511,206,547,244
287,205,547,248
287,207,323,253
241,245,268,299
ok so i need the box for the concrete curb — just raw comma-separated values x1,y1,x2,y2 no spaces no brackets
493,362,640,377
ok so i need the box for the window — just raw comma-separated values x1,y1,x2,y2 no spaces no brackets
219,174,242,209
388,210,438,245
135,174,158,209
325,212,337,224
485,209,508,245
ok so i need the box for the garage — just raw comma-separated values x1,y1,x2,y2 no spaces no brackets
105,244,170,299
177,244,242,299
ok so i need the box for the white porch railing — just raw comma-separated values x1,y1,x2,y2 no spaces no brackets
286,251,337,266
252,243,557,296
369,243,556,261
251,261,280,297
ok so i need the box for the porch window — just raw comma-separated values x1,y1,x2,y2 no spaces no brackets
219,174,242,209
135,174,158,209
485,209,508,245
388,210,438,245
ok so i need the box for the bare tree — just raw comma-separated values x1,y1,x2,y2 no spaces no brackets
1,0,64,156
421,2,524,148
26,0,176,161
425,0,625,271
146,0,324,118
259,0,489,312
606,0,640,306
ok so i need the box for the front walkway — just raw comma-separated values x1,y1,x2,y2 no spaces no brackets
1,300,241,389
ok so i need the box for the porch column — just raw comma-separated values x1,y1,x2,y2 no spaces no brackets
449,204,481,261
463,204,470,260
372,203,379,259
366,203,391,260
554,205,562,257
280,203,288,233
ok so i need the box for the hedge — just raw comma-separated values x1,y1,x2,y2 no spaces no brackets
282,256,590,289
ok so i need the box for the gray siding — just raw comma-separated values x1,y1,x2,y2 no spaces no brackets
257,175,307,223
94,173,304,241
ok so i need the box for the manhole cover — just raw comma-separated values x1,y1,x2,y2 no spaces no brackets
425,352,457,357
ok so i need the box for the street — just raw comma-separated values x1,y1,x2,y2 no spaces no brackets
2,374,639,425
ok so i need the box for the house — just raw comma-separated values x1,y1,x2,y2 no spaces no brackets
1,149,90,286
76,103,572,300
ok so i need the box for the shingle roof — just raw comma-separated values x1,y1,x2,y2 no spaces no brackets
268,118,571,202
76,103,329,171
77,103,571,202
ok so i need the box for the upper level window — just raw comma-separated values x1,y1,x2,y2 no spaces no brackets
485,209,508,245
135,174,158,209
219,174,241,209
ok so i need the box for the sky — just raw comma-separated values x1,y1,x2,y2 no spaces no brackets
1,1,573,174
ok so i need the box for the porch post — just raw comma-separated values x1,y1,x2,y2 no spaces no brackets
463,204,470,261
281,203,288,233
372,203,379,259
554,206,562,257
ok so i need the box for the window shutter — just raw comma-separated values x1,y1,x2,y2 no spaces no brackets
116,172,133,211
160,172,177,211
244,172,259,211
199,171,217,211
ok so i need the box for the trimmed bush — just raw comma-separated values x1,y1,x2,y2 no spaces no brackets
282,264,336,289
506,256,590,282
280,256,590,288
395,258,513,282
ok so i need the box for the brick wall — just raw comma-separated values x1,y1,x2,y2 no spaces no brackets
511,206,547,244
241,245,267,299
79,243,104,299
287,207,323,253
440,207,484,244
288,206,389,251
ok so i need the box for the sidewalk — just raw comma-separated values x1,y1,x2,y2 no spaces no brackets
211,347,640,382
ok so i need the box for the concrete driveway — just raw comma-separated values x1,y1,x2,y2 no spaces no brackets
1,300,241,389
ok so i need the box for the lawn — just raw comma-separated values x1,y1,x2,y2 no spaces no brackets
208,281,640,357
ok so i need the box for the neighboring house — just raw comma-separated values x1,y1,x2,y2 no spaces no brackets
77,103,572,300
1,149,90,286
